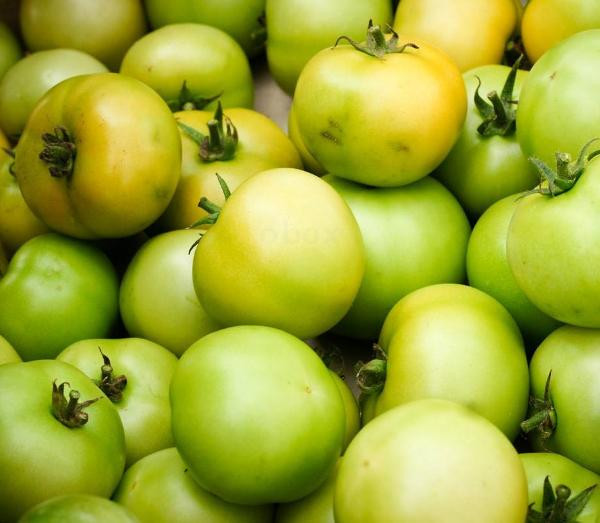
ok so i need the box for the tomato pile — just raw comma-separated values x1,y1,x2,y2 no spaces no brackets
0,1,600,522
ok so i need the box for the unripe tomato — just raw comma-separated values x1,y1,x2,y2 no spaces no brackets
0,22,21,82
19,495,137,523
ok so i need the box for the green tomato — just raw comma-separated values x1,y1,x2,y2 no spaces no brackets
157,106,302,231
170,326,345,505
120,24,253,111
144,0,266,56
329,372,359,451
0,334,20,365
19,495,138,523
435,64,537,218
517,30,600,166
275,459,340,523
288,105,326,175
325,175,470,339
507,155,600,327
334,399,529,522
0,22,21,82
0,360,126,521
20,0,147,70
114,447,273,522
120,230,221,356
293,28,466,187
192,168,365,339
525,326,600,474
467,194,560,346
0,233,119,360
57,338,177,466
266,0,392,94
520,453,600,523
0,49,107,139
375,284,529,440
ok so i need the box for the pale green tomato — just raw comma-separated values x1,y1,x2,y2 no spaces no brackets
0,23,21,82
330,372,359,451
0,334,20,364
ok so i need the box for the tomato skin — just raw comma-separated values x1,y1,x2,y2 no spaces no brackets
57,338,177,466
293,38,466,187
393,0,518,71
467,195,560,346
144,0,266,56
376,284,529,440
520,453,600,523
435,65,537,218
192,168,365,340
329,372,359,451
0,22,21,82
287,105,326,175
0,334,20,365
114,447,274,523
120,24,254,110
20,0,147,70
0,233,119,360
170,326,345,505
266,0,392,94
325,175,470,339
522,0,600,63
14,73,181,239
0,49,107,139
157,108,302,231
120,230,221,357
507,159,600,327
517,30,600,167
19,495,138,523
0,360,126,521
528,326,600,474
334,399,529,523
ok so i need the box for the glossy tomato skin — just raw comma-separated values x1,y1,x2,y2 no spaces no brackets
120,230,221,357
507,159,600,327
193,168,365,340
0,334,20,365
517,30,600,166
266,0,392,94
0,360,126,521
520,453,600,523
114,447,274,523
334,399,529,523
0,233,119,360
528,326,600,474
57,338,177,466
0,23,20,82
0,146,48,256
14,73,181,239
467,195,560,346
0,49,107,139
393,0,519,71
325,175,470,339
20,0,146,70
435,65,537,218
144,0,266,56
376,284,529,440
522,0,600,63
293,38,466,187
120,24,253,110
19,495,138,523
170,326,346,505
158,108,302,231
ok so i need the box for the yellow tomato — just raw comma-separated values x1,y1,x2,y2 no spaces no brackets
393,0,519,71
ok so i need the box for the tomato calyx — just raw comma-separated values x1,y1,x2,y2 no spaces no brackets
526,475,597,523
51,380,100,428
474,55,522,137
96,347,127,403
167,81,222,112
1,147,16,177
177,102,238,162
526,138,600,197
334,20,418,59
520,371,557,443
39,127,76,179
355,344,387,397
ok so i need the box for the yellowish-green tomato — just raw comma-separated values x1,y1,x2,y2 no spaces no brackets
522,0,600,63
0,335,20,364
393,0,519,71
329,372,359,451
287,105,326,176
0,23,21,82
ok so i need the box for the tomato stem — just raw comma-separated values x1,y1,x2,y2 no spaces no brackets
355,345,387,396
335,20,418,59
526,476,596,522
167,80,221,112
96,347,127,403
39,127,76,179
520,371,557,442
51,380,100,428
